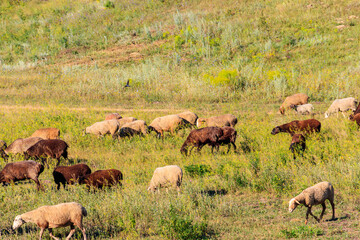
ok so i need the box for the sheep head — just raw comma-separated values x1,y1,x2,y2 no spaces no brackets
12,215,25,229
279,107,285,115
196,118,206,128
288,198,300,213
271,127,281,135
324,112,329,118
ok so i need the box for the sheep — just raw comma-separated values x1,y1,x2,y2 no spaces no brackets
30,128,60,139
116,117,137,128
217,127,237,153
24,139,69,167
180,127,223,155
148,165,183,192
113,127,142,138
324,97,357,118
279,93,309,115
196,114,237,128
349,113,360,126
289,134,306,159
0,140,7,159
177,111,198,126
0,160,44,190
290,104,314,115
271,119,321,136
53,164,92,190
105,112,122,120
84,119,120,137
13,202,87,240
79,169,123,189
3,137,43,156
350,102,360,119
289,181,335,224
120,120,148,135
149,114,187,138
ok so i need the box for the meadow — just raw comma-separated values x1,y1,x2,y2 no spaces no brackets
1,0,360,239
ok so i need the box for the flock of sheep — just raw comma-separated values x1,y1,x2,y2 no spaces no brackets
2,93,360,239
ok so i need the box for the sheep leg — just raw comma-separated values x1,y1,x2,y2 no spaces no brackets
330,200,336,220
319,203,326,222
32,178,42,191
39,228,45,240
342,112,346,118
49,228,60,240
65,224,76,240
231,142,237,152
307,207,319,223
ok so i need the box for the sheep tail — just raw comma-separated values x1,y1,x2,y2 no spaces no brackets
38,164,45,174
81,206,88,217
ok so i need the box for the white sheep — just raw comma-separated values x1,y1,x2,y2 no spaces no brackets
149,115,186,138
325,97,357,118
289,181,335,224
13,202,87,240
121,120,148,135
177,111,198,126
148,165,183,192
196,114,237,128
290,103,314,115
84,119,120,137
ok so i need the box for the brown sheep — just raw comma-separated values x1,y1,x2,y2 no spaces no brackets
350,102,360,119
279,93,309,115
30,128,60,139
196,114,238,128
180,127,223,155
349,113,360,126
79,169,123,189
0,160,44,190
53,164,92,190
289,134,306,159
24,139,69,167
271,119,321,136
105,113,122,120
217,127,237,153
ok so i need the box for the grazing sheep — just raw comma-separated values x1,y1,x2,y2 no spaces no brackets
279,93,309,115
24,139,69,167
4,137,43,156
216,127,237,153
113,127,142,138
13,202,87,240
271,119,321,136
349,113,360,126
149,115,187,138
290,104,314,115
180,127,223,155
53,164,92,190
79,169,123,189
325,97,357,118
121,120,148,135
148,165,183,192
177,111,198,126
196,114,237,128
84,119,120,137
289,134,306,159
105,113,122,120
30,128,60,140
0,160,44,190
115,117,138,129
289,181,335,224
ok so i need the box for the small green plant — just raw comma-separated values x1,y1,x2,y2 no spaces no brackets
185,164,211,177
281,225,324,238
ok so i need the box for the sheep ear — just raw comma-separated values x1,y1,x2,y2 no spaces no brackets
295,199,300,205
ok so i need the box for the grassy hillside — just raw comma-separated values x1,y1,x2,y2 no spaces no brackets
1,0,360,107
1,0,360,239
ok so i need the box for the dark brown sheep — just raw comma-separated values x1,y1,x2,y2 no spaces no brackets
24,139,69,167
180,127,223,155
0,160,44,190
289,134,306,159
79,169,123,189
53,164,92,190
271,119,321,136
216,127,237,153
349,113,360,126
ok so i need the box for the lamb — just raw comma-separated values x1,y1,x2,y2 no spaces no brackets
24,139,69,167
105,112,122,120
0,160,44,190
30,128,60,139
279,93,309,115
271,119,321,136
79,169,123,189
196,114,238,128
13,202,87,240
289,181,335,224
84,119,120,137
116,117,137,128
3,137,43,156
289,134,306,160
324,97,357,118
180,127,223,155
149,114,187,138
177,111,198,126
53,164,92,190
349,113,360,126
290,104,314,115
148,165,183,192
